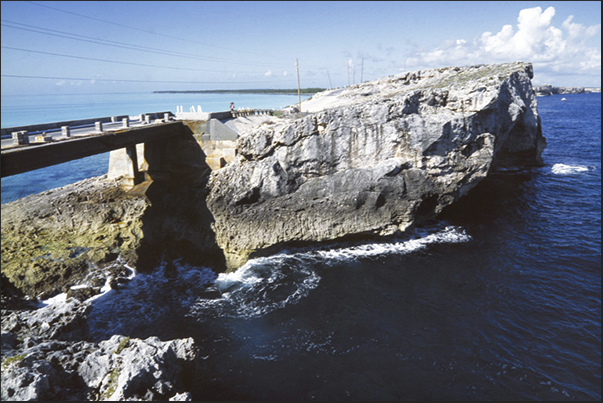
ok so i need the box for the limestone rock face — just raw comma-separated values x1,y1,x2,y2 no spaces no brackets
0,332,196,401
1,171,223,299
1,176,148,299
78,335,196,401
207,62,546,269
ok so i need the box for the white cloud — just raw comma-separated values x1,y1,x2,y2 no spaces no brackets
407,6,601,85
265,70,273,77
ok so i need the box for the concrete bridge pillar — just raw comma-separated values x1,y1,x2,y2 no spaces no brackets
12,131,29,146
61,126,71,138
95,121,103,132
122,144,142,188
122,117,130,128
109,144,144,189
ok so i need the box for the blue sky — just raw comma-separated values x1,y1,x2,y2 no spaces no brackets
1,1,600,95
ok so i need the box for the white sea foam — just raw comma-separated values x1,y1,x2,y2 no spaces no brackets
194,254,321,319
43,226,471,333
38,259,139,308
551,163,589,175
86,260,217,339
315,225,471,261
191,225,471,320
39,292,68,307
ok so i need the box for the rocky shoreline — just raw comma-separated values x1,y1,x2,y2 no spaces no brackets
2,62,548,400
1,176,202,401
2,176,146,300
0,172,227,400
2,308,197,401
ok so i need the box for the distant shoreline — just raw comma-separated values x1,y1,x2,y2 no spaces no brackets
152,88,326,95
533,85,601,96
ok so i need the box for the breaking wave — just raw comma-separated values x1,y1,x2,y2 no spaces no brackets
86,261,217,340
551,163,589,175
190,225,471,320
314,225,470,261
43,225,471,339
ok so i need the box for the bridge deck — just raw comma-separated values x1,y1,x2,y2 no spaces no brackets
1,122,184,177
0,109,273,178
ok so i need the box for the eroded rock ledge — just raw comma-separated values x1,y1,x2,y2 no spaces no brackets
207,62,547,269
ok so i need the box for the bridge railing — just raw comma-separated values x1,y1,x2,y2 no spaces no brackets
174,107,275,121
1,111,175,140
2,112,176,146
231,108,275,118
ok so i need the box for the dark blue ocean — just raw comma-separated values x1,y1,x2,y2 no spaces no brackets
1,92,601,400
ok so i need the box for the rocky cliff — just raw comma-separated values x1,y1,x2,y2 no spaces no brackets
207,62,547,269
0,62,547,400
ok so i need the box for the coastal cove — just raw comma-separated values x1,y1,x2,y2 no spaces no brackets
1,67,601,402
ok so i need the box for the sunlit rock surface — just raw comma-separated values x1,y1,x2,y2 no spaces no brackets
207,62,546,269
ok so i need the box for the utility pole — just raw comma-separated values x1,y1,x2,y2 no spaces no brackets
360,58,364,83
296,58,301,112
347,62,350,87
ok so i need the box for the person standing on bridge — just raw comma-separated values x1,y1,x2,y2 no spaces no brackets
230,102,235,111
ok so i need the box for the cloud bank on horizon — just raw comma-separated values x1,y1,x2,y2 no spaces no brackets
406,6,600,86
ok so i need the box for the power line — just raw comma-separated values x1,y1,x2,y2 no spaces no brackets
1,20,290,68
1,20,284,67
1,74,295,85
27,1,288,62
1,46,265,74
24,1,362,78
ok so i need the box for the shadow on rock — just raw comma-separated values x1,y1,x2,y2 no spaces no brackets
134,127,226,273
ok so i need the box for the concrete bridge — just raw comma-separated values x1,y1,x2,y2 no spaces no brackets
1,108,274,188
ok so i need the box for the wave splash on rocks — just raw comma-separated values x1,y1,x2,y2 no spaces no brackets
1,221,471,401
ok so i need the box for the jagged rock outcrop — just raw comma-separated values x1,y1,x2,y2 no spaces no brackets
1,332,196,401
2,284,198,402
207,62,547,269
78,335,196,401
